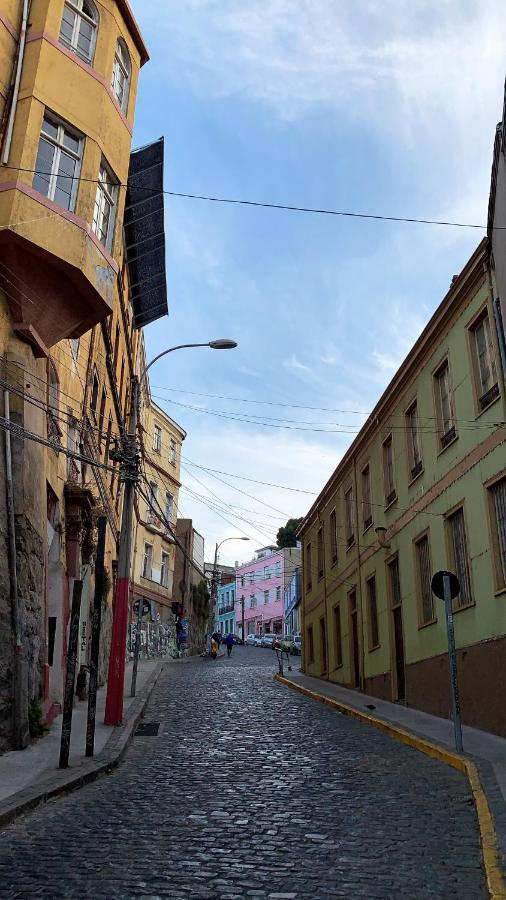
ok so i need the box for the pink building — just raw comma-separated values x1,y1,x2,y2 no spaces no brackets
235,546,301,639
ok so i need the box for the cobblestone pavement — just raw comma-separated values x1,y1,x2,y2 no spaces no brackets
0,649,486,898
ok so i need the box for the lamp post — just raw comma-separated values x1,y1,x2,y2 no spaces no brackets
211,537,249,637
105,338,237,726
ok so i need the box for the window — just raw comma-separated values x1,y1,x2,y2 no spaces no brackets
165,491,174,523
446,507,472,608
434,361,456,449
317,526,324,579
33,113,82,211
250,595,256,609
488,477,506,591
471,313,499,409
387,556,402,609
276,586,281,601
92,161,119,251
366,576,380,649
361,465,373,529
113,324,120,370
249,572,254,585
98,387,107,444
111,39,131,113
306,543,312,592
382,435,396,506
142,543,153,579
415,534,434,624
264,565,270,579
345,487,355,548
47,362,60,436
153,425,162,453
333,604,343,667
275,561,282,576
307,626,314,663
161,552,170,587
240,575,245,588
264,590,269,604
170,439,177,465
329,509,338,564
59,0,98,63
406,402,423,479
147,481,158,522
104,413,113,463
90,368,99,415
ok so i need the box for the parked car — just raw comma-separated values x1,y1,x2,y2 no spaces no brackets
273,636,292,652
253,636,263,647
233,636,244,645
261,634,278,648
291,635,302,656
245,634,257,646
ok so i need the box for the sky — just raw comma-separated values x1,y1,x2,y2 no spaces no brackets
130,0,506,567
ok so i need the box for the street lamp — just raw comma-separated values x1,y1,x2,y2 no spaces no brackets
105,338,238,726
211,537,250,636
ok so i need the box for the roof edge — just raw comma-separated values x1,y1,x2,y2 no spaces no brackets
117,0,150,66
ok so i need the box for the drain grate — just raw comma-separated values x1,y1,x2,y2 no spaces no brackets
135,722,160,736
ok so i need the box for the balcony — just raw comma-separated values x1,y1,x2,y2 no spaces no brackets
0,182,117,354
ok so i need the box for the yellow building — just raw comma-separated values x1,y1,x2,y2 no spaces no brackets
0,1,176,750
131,372,186,656
300,239,506,736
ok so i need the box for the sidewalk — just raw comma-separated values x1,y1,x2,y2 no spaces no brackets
282,669,506,880
0,658,164,826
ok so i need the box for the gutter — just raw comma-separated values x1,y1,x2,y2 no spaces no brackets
1,0,30,166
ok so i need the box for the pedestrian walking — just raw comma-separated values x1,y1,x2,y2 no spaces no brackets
225,633,234,657
210,637,218,660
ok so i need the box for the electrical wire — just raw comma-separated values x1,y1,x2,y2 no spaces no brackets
3,165,501,230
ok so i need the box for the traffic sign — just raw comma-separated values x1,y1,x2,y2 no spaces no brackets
431,570,460,601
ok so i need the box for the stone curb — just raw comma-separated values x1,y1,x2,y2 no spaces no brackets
0,662,165,831
274,673,506,900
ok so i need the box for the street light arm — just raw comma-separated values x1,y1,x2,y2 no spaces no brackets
140,343,212,391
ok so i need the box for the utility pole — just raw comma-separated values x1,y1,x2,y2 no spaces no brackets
210,541,219,635
104,377,139,726
86,515,106,757
241,594,245,642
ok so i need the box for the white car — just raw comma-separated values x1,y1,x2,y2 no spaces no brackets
245,634,257,646
261,634,277,648
253,636,263,647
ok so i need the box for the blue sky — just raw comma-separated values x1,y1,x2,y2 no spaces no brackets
131,0,506,566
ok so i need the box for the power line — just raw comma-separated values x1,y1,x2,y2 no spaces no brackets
3,165,500,230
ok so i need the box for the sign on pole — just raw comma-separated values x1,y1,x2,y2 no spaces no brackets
431,570,463,753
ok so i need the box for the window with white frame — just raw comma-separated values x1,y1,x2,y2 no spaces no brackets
111,38,131,113
161,551,170,587
59,0,98,63
153,424,162,453
33,113,82,211
434,361,456,448
276,586,281,601
142,542,153,579
446,507,472,608
471,313,499,409
92,161,119,251
165,491,174,523
170,439,177,465
264,590,269,604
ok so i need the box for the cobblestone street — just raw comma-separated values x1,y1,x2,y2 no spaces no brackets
0,649,486,898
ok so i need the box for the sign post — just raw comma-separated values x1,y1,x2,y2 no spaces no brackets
431,570,463,753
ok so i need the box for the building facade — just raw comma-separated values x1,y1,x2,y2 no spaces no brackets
299,239,506,736
235,546,301,639
284,566,301,637
130,385,185,657
218,581,235,636
0,1,173,751
172,519,208,654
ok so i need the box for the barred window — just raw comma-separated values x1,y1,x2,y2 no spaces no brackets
447,508,472,607
334,604,343,667
317,526,324,579
329,509,337,564
361,465,373,528
345,487,355,547
366,576,380,648
406,401,423,479
489,478,506,590
416,534,434,624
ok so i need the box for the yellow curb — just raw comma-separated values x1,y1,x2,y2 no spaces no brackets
274,674,505,900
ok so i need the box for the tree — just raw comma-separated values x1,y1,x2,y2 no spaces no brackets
276,518,303,548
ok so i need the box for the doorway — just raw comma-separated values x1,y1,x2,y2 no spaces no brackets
388,556,406,701
349,590,360,688
319,617,327,675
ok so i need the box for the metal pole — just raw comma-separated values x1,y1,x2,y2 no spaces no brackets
85,516,106,757
241,595,245,644
130,596,144,697
59,580,83,768
104,377,139,726
443,574,463,753
4,389,29,748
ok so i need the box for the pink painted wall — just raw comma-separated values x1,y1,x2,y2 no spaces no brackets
235,547,300,637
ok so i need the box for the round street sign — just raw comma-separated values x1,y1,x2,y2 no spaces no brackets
431,570,460,601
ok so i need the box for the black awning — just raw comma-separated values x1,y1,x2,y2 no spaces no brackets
124,137,168,329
